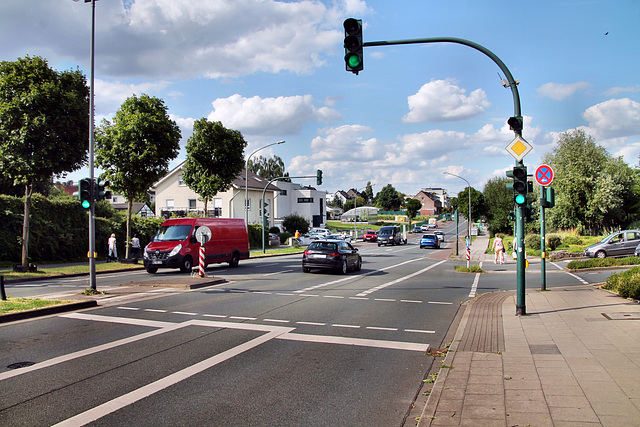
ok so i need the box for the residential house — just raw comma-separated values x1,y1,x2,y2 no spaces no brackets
413,190,443,216
111,202,155,218
153,162,279,227
326,190,351,207
272,181,326,229
421,187,450,210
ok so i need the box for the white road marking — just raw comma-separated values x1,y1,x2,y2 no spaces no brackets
367,326,398,331
375,298,395,302
332,324,360,329
401,300,422,304
468,272,480,298
144,309,167,313
172,311,197,316
428,301,453,305
323,295,344,299
203,314,226,318
118,306,139,311
356,260,447,297
229,316,257,321
405,329,436,334
263,319,290,323
278,332,429,352
296,321,326,326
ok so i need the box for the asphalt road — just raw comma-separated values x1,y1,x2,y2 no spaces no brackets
0,228,612,426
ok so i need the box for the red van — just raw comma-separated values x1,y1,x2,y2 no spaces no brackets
143,218,249,274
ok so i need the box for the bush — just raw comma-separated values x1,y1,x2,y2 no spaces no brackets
281,213,309,234
563,236,583,246
567,256,640,270
525,234,541,251
546,235,562,251
269,226,281,234
603,267,640,299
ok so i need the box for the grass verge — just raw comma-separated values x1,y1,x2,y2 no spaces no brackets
0,297,79,315
567,256,640,270
0,262,142,281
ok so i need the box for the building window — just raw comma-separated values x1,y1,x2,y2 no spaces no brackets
280,190,287,196
188,199,197,211
245,199,251,211
178,175,185,186
166,199,174,209
298,197,314,203
211,198,223,217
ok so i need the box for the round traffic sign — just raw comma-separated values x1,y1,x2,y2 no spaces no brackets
535,164,554,186
195,226,212,244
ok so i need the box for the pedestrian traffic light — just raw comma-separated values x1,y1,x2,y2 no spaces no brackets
540,186,555,208
94,179,111,201
74,178,92,209
343,18,363,74
506,165,528,205
509,210,516,222
316,169,323,186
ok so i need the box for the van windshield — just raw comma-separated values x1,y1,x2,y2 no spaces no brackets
378,228,393,236
154,224,192,242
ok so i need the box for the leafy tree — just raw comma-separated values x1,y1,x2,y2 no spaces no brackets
542,129,639,234
404,198,422,225
282,213,309,234
343,196,365,213
96,94,181,257
376,184,402,210
455,187,485,224
0,56,89,267
248,155,289,181
364,181,374,203
182,119,247,219
328,194,343,208
483,177,514,235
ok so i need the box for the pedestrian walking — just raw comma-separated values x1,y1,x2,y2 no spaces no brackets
492,234,504,264
131,234,141,259
108,233,118,262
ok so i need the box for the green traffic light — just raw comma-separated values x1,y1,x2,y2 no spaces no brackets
346,53,361,68
81,200,91,209
515,194,526,205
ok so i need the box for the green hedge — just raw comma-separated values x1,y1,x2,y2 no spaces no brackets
567,256,640,270
603,266,640,299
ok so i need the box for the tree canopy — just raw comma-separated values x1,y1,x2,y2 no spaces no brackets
404,198,422,223
182,119,247,217
483,177,514,235
248,155,288,181
0,56,89,265
453,187,485,224
542,129,639,234
96,93,181,256
376,184,403,210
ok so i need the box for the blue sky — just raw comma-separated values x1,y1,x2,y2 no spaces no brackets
2,0,639,197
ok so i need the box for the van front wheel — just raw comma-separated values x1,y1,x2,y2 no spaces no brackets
180,256,193,273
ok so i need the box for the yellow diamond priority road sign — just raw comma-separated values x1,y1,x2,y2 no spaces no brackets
505,135,532,161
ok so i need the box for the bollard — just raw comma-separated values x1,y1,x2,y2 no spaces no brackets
1,275,6,301
199,246,206,277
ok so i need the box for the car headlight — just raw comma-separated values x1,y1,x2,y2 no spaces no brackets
169,244,182,257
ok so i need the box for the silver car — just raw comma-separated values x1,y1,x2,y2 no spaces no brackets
584,230,640,258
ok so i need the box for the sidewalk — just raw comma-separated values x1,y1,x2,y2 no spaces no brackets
418,235,640,426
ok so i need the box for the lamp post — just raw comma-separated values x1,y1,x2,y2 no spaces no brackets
443,172,471,241
353,184,373,241
245,140,284,226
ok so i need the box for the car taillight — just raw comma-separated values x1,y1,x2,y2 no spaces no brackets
304,250,312,255
328,252,340,258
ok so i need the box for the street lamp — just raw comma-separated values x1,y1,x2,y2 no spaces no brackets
443,172,471,239
353,184,373,241
245,140,284,226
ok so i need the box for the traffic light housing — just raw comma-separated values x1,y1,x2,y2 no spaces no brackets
263,199,270,218
94,179,112,201
507,116,523,134
506,165,528,206
75,178,92,209
316,169,323,186
343,18,363,74
540,186,555,208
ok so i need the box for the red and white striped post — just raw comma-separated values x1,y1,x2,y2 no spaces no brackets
199,246,206,277
465,237,470,268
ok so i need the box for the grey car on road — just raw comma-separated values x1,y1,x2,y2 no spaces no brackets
584,229,640,258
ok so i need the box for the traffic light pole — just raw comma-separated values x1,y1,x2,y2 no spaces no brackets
88,0,97,291
514,161,526,315
540,186,547,291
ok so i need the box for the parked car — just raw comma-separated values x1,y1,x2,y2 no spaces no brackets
420,234,440,249
144,217,249,273
420,224,430,232
295,233,321,246
302,240,362,274
434,230,445,242
363,230,378,242
378,225,406,246
411,226,421,234
268,233,280,246
310,228,331,237
584,230,640,258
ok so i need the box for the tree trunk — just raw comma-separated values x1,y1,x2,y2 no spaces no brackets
21,184,32,267
203,199,208,218
126,198,133,259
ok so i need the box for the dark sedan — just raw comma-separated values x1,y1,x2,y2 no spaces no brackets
302,240,362,274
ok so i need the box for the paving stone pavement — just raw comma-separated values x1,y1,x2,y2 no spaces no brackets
418,234,640,427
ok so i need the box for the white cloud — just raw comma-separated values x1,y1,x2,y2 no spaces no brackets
403,79,490,123
208,94,341,136
536,81,590,100
95,79,172,115
582,98,640,139
604,85,640,96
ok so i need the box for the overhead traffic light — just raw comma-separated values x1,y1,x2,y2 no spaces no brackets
506,165,528,206
75,178,92,209
343,18,363,74
94,179,111,201
316,169,323,186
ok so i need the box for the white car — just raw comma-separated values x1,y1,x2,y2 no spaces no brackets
310,228,331,237
295,234,321,246
420,224,430,232
325,233,352,243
